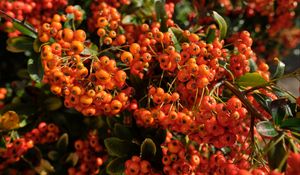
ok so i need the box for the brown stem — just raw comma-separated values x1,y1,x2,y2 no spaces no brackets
224,81,267,121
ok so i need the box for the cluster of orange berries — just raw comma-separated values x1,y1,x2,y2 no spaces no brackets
228,31,254,77
0,0,68,37
39,8,131,116
88,2,121,33
38,6,84,43
161,140,201,175
0,138,34,170
68,131,105,175
134,83,250,149
124,156,159,175
24,122,60,144
0,122,60,170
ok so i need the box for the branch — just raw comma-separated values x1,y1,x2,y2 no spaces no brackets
224,81,268,121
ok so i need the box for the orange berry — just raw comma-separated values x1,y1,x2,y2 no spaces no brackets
97,17,108,28
74,29,86,42
62,28,74,42
129,43,140,54
121,51,133,65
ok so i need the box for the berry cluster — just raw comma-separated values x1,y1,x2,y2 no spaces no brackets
286,152,300,175
0,122,59,171
161,140,202,174
24,122,60,144
39,8,131,116
88,2,121,33
0,138,34,170
0,0,68,37
68,131,105,175
124,156,158,175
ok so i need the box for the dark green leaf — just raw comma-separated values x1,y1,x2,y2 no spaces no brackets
33,38,44,53
140,138,156,159
256,121,278,137
13,22,37,39
271,98,291,125
168,28,182,52
206,29,216,43
48,151,59,161
56,133,69,150
104,137,138,157
106,157,127,175
43,97,62,111
281,118,300,129
212,11,228,40
83,0,93,8
267,137,287,170
253,93,272,113
113,123,133,140
272,60,285,79
27,57,44,83
24,147,42,167
236,73,268,87
6,36,34,53
0,135,6,148
155,0,167,32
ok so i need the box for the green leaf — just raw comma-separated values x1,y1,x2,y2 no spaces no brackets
212,11,228,40
0,135,6,148
281,118,300,129
155,0,167,32
33,38,44,53
140,138,156,159
13,22,37,39
27,57,44,83
122,15,137,24
106,157,127,175
270,98,291,125
206,29,216,43
65,152,79,166
48,151,59,161
24,147,42,167
267,137,287,170
43,97,62,111
236,73,268,87
272,60,285,79
35,159,55,174
168,28,182,52
256,121,278,137
56,133,69,150
113,123,133,140
104,137,138,157
249,59,257,72
6,36,34,53
252,93,272,113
